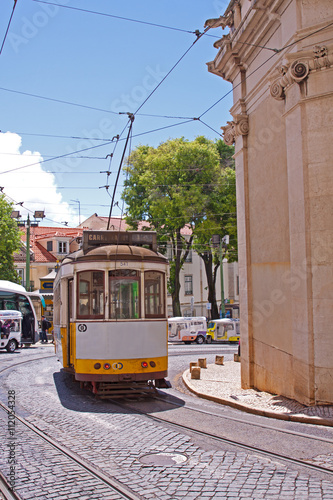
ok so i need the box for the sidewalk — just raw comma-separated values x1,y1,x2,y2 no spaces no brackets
183,359,333,426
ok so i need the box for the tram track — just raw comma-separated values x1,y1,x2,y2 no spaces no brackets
108,397,333,479
1,354,333,492
0,401,144,500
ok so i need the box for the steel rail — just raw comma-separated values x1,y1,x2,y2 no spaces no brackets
153,394,333,445
109,399,333,478
0,403,143,500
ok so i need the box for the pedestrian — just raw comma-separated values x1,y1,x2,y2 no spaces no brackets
41,315,49,344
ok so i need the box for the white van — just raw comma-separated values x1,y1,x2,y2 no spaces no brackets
168,316,207,344
0,310,22,352
206,318,240,343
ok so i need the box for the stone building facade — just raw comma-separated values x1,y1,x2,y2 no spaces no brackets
206,0,333,404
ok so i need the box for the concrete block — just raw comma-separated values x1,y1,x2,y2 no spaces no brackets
191,367,201,379
190,362,198,372
198,358,207,368
215,355,224,365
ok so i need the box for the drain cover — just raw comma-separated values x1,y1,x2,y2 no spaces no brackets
140,452,188,466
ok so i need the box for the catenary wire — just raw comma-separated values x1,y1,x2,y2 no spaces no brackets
32,0,219,38
0,0,18,56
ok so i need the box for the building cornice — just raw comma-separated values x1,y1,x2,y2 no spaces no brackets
270,44,333,99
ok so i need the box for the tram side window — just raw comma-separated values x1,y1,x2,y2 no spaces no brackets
144,271,165,318
77,271,104,319
109,270,140,320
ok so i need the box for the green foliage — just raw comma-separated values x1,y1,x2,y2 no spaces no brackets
0,195,22,283
122,136,237,316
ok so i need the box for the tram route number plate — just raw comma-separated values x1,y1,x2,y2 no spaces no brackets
77,324,87,332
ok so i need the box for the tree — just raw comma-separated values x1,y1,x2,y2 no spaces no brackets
0,195,22,283
123,136,220,316
193,140,237,319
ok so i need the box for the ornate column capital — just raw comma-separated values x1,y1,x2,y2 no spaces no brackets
221,114,249,145
270,45,333,100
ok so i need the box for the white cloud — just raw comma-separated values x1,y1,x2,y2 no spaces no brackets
0,132,78,226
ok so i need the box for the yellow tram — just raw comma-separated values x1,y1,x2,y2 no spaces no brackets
54,231,170,396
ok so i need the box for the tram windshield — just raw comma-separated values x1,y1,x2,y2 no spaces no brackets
109,270,140,319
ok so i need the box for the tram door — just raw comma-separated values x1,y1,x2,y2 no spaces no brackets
67,279,73,367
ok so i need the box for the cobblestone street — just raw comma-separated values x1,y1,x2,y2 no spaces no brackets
1,352,333,499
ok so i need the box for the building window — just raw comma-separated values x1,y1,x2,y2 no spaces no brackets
17,269,24,285
58,241,68,254
47,241,53,251
184,275,193,295
185,250,192,263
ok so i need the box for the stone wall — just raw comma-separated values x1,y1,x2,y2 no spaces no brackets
206,0,333,404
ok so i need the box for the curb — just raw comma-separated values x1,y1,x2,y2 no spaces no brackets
182,370,333,428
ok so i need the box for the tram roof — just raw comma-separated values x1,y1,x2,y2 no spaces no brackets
61,244,168,264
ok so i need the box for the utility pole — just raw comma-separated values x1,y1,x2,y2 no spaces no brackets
25,215,30,291
12,210,45,291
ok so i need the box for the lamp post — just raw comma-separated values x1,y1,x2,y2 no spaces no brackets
12,210,45,291
70,199,81,226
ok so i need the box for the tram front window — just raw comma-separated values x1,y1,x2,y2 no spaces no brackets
78,271,104,319
144,271,165,318
109,270,140,319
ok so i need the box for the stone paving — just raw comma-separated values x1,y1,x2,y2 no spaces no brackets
0,353,333,499
183,360,333,426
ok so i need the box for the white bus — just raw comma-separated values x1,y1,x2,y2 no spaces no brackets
0,281,40,346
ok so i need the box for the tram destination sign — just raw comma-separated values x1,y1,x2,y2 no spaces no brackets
82,230,157,253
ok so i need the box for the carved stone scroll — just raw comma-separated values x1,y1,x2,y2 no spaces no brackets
221,115,249,145
270,45,333,100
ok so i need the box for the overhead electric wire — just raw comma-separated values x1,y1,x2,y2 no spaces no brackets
0,0,18,56
32,0,219,38
0,86,120,115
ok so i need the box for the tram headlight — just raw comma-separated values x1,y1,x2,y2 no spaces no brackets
104,363,111,370
149,361,156,368
141,361,148,368
94,363,101,370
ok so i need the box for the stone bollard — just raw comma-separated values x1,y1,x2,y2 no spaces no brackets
190,362,198,372
198,358,207,369
215,355,224,365
191,366,201,379
234,353,241,362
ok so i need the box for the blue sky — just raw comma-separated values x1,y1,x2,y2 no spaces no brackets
0,0,233,226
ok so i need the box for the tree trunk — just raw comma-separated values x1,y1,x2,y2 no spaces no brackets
198,252,220,320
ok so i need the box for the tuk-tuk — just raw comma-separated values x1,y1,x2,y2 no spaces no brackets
0,310,22,353
206,318,240,343
168,316,207,344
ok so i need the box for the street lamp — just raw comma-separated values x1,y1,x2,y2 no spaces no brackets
11,210,45,291
71,199,81,226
